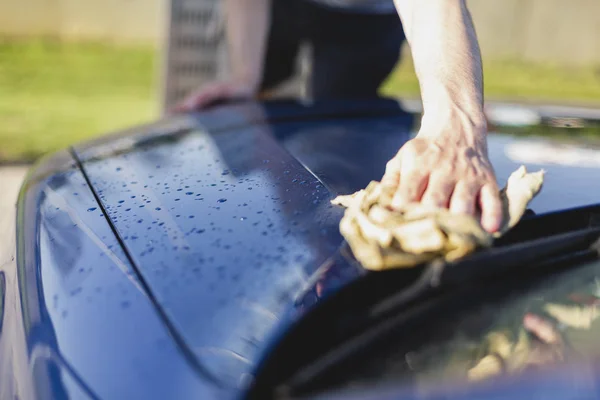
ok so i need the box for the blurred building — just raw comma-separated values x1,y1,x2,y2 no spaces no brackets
161,0,228,112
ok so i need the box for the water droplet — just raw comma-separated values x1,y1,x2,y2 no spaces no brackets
155,207,162,211
121,300,131,309
217,198,227,203
186,192,194,195
240,217,247,221
87,207,97,212
116,167,122,171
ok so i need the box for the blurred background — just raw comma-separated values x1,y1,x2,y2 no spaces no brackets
0,0,599,164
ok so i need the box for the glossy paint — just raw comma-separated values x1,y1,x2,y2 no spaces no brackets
4,98,600,399
2,151,223,399
76,111,352,390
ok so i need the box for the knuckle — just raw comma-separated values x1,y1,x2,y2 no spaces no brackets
400,141,423,160
401,165,421,179
456,181,479,196
385,159,399,173
426,193,447,206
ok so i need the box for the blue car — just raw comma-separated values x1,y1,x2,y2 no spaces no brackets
2,98,600,399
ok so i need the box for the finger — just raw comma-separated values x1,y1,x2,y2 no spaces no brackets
449,181,480,216
190,89,220,110
381,157,402,188
523,313,562,345
479,183,503,233
179,85,226,112
172,96,195,113
177,94,205,112
391,170,429,209
421,174,455,208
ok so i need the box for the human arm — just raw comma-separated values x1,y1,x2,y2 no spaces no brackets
175,0,271,111
383,0,502,233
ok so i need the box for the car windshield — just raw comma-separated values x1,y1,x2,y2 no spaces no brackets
249,207,600,400
333,253,600,394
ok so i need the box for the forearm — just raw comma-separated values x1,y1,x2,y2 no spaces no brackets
394,0,486,138
224,0,271,87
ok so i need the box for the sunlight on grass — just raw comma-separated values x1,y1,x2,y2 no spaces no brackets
382,56,600,106
1,38,600,163
0,38,158,162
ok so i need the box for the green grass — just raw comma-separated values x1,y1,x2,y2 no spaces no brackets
1,38,600,163
382,56,600,106
0,38,158,162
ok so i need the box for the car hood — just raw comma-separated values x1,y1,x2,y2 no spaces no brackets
72,99,600,388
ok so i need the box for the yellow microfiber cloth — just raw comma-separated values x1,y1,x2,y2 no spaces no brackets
331,166,545,271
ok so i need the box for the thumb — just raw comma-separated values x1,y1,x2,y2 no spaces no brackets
381,152,403,187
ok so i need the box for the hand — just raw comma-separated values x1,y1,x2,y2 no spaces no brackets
381,114,502,233
173,79,258,113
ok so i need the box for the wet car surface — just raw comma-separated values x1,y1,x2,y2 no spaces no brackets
2,98,600,399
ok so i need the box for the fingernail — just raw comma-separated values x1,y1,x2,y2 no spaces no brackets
483,217,501,233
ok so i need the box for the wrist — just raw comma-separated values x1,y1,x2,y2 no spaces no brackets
419,79,485,131
419,95,487,146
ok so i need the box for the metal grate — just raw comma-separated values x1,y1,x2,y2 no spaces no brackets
160,0,312,114
160,0,228,114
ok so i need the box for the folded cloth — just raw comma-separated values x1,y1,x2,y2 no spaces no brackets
331,166,545,271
